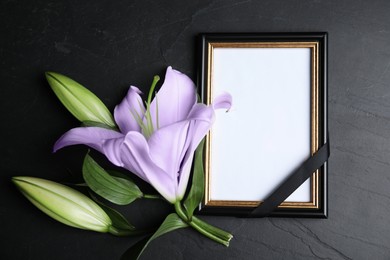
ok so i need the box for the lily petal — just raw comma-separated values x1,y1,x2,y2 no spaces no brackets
185,103,215,146
148,121,191,182
176,106,215,199
177,121,211,199
53,127,123,154
114,86,145,133
187,103,214,121
102,137,125,167
177,95,232,199
149,66,197,129
120,132,177,203
176,152,195,200
212,92,233,111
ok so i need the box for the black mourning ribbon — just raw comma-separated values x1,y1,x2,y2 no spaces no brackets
247,141,330,218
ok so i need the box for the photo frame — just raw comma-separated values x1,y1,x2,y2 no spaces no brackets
197,33,328,217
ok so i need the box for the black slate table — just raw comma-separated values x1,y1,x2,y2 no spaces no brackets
1,0,390,259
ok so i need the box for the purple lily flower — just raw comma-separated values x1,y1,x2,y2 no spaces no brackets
54,67,232,203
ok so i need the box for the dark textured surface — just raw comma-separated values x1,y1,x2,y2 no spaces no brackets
1,0,390,259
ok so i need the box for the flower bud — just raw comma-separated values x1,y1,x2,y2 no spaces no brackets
13,176,112,233
45,72,116,128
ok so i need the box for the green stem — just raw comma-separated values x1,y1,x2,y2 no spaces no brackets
174,202,189,221
143,194,161,199
192,216,233,242
174,202,230,247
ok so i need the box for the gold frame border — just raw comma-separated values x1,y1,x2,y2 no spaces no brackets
204,41,320,209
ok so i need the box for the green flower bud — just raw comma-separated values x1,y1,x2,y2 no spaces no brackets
12,176,112,233
45,72,116,128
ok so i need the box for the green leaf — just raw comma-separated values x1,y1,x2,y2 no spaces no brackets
46,72,116,127
107,170,137,182
82,154,143,205
107,170,161,199
183,139,205,219
90,193,151,236
121,213,188,260
91,194,135,231
120,236,152,260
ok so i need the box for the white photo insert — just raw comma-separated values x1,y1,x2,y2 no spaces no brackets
210,47,311,202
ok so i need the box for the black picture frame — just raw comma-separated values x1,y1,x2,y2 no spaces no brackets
197,33,328,218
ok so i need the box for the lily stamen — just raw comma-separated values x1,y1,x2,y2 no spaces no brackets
143,75,160,138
